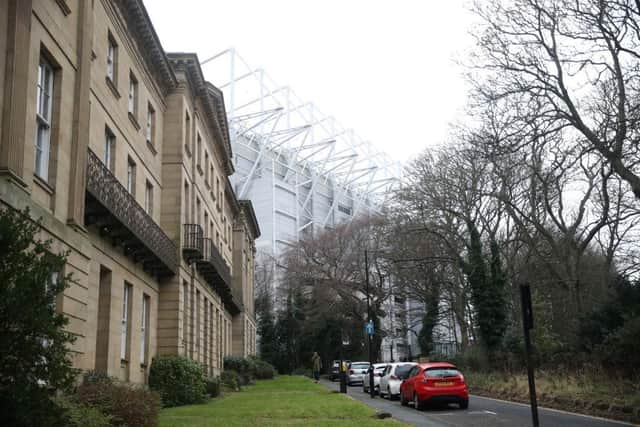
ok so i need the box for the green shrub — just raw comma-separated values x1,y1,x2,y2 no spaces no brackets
0,208,77,427
82,370,115,386
74,382,161,427
205,377,221,398
224,356,249,374
598,316,640,376
54,396,112,427
254,359,276,379
451,346,490,371
148,355,207,407
224,356,254,385
221,370,241,391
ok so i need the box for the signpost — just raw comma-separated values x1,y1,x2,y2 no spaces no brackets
340,330,348,394
365,320,374,335
520,284,539,427
364,250,375,398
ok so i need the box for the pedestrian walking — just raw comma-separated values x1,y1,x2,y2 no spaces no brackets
311,351,322,383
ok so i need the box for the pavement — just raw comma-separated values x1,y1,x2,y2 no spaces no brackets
320,379,636,427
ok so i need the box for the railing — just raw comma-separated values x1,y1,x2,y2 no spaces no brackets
85,149,177,275
182,224,204,262
198,238,232,289
196,238,239,313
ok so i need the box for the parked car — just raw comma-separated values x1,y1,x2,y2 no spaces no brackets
379,362,417,400
362,363,387,394
346,361,370,386
329,359,351,381
399,362,468,410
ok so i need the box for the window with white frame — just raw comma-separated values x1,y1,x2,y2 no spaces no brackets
146,103,155,144
107,34,117,82
196,134,202,171
35,57,54,180
140,294,149,365
185,111,191,156
104,128,115,171
204,151,209,184
145,180,153,215
42,271,59,349
128,72,138,116
121,283,132,361
126,157,136,194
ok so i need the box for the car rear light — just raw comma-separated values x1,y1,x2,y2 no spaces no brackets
349,369,354,375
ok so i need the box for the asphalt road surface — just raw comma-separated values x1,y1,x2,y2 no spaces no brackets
320,379,635,427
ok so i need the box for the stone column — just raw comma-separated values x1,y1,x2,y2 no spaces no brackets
67,0,94,229
0,0,33,187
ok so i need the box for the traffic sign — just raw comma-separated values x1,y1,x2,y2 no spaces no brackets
365,320,374,335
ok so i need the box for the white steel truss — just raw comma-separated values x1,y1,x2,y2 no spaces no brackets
201,49,401,261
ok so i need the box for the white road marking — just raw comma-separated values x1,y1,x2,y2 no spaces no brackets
468,410,497,415
471,395,636,426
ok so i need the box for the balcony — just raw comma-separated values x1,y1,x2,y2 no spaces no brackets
183,224,204,263
196,238,230,288
85,149,177,278
195,238,241,313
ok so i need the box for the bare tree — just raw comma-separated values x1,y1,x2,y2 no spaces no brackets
469,0,640,198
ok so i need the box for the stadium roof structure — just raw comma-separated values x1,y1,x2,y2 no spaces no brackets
201,48,401,229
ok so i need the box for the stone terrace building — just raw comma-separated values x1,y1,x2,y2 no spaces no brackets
0,0,259,383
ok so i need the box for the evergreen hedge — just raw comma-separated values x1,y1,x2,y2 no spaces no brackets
148,355,207,407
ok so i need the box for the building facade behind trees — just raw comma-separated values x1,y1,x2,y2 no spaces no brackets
0,0,259,384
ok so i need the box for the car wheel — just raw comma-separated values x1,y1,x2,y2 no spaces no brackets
363,383,368,393
400,392,408,406
413,393,423,410
460,399,469,409
387,387,392,400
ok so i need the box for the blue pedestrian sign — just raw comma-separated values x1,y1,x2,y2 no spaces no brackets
365,320,374,335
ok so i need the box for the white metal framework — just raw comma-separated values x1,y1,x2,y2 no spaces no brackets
201,49,401,263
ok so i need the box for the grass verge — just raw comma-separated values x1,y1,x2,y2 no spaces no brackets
466,370,640,424
160,375,407,427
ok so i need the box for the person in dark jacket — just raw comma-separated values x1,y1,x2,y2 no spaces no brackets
311,351,322,383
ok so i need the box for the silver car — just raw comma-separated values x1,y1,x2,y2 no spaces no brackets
347,361,370,386
363,363,387,394
379,362,417,400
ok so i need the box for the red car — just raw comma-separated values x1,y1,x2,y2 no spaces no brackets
399,362,468,410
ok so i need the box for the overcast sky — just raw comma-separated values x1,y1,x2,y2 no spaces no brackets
145,1,477,163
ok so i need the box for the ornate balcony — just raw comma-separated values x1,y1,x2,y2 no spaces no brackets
225,286,242,315
195,238,241,313
197,238,232,291
85,149,177,278
182,224,204,263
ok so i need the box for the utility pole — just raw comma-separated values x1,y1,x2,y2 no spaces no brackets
339,325,347,394
365,250,375,398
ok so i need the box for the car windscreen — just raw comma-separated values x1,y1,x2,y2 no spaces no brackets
351,363,369,370
395,364,415,378
425,368,461,378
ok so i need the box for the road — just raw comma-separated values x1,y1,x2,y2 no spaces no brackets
320,379,635,427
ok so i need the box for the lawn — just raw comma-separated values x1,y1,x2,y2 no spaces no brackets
160,375,406,427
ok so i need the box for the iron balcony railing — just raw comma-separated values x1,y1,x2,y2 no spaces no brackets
197,238,232,291
196,238,241,313
85,149,177,277
182,224,204,263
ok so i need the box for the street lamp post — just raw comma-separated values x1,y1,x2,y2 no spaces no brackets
364,250,375,398
340,324,348,393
